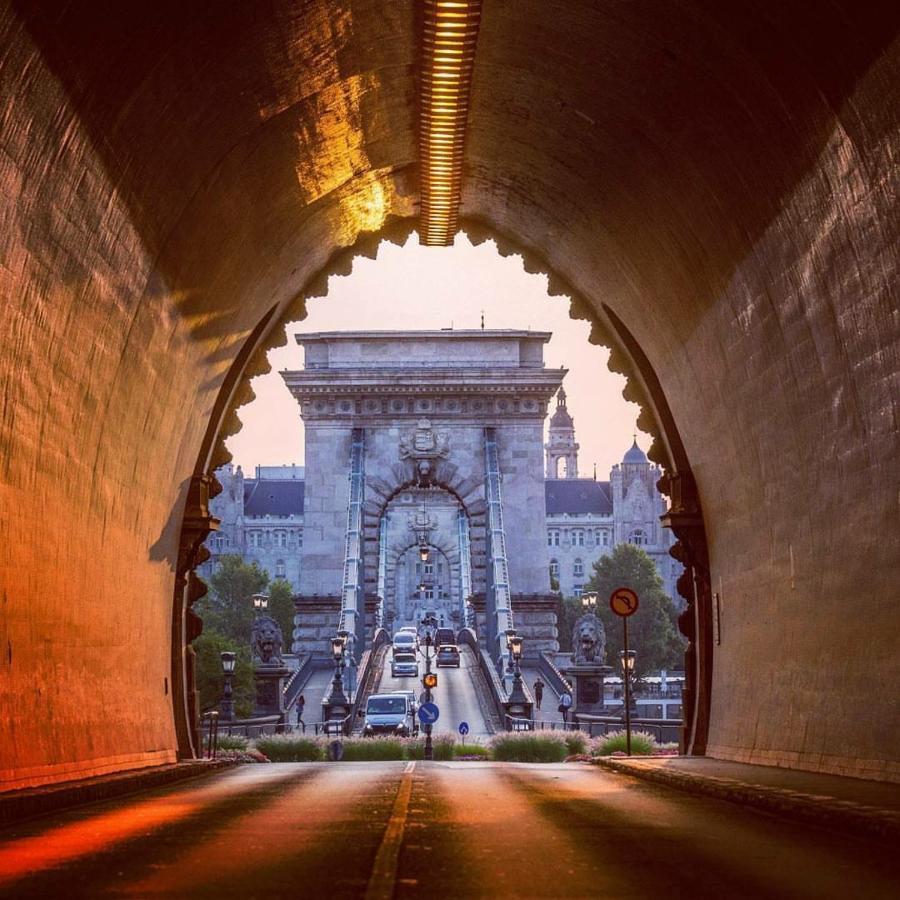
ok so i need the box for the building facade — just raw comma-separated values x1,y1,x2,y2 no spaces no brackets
543,390,682,601
198,464,305,590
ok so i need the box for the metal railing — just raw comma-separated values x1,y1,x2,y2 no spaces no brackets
375,515,388,629
484,428,514,682
202,710,220,758
339,428,366,652
458,508,473,626
533,716,683,743
505,714,535,732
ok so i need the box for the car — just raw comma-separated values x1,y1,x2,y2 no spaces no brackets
392,631,417,654
391,651,419,678
390,690,420,735
362,693,416,737
436,643,461,667
434,627,456,647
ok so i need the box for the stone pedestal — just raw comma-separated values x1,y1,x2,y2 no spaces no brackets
253,665,291,717
292,595,341,657
563,664,614,716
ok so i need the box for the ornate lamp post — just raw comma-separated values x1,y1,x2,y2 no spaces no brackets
619,648,637,755
323,633,350,726
505,633,532,728
251,592,269,613
504,627,517,673
220,651,236,723
581,591,598,611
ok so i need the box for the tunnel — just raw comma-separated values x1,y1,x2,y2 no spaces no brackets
1,0,898,792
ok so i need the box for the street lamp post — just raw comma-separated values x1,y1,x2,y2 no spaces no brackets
220,651,236,723
323,633,350,728
251,592,269,613
420,613,438,760
505,634,532,728
581,591,598,612
619,648,637,755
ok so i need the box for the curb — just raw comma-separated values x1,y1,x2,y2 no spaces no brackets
593,758,900,845
0,759,236,828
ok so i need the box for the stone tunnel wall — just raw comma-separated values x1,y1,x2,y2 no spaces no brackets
0,1,897,789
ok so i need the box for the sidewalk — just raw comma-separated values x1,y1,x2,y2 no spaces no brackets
593,755,900,844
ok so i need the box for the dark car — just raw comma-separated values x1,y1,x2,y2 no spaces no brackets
434,627,456,647
436,644,461,667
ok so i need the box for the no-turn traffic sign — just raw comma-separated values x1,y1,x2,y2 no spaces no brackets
609,587,639,617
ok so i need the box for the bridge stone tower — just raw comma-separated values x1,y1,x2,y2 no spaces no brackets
282,330,565,662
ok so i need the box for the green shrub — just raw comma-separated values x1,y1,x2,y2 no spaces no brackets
489,732,568,763
453,742,490,759
564,731,588,756
432,734,456,761
255,735,323,762
403,737,426,760
593,730,657,756
340,737,405,761
216,734,249,751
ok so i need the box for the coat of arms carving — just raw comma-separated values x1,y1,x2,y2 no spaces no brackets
399,419,450,486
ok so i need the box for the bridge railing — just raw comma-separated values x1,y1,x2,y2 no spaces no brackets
534,716,683,744
538,650,573,697
338,428,366,652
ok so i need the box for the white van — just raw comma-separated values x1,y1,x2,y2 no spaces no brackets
392,631,417,653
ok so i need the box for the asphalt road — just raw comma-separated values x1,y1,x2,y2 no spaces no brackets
2,762,897,899
377,645,491,738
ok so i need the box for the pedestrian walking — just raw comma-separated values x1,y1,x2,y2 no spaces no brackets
296,694,306,732
533,677,544,710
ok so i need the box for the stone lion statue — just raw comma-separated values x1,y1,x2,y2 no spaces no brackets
571,613,606,665
251,614,284,666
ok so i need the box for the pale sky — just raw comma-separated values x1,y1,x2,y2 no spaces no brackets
226,234,646,478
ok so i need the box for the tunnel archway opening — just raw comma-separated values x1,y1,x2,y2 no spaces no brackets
181,230,708,759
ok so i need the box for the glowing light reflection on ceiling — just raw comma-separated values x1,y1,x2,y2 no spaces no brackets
419,0,483,246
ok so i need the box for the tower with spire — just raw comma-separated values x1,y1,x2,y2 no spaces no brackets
545,387,579,478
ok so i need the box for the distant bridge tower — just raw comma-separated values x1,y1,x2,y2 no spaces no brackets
545,387,579,479
283,329,564,666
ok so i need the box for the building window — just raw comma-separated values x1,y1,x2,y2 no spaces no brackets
548,529,560,547
425,561,434,576
603,530,609,546
549,559,560,577
276,559,285,578
278,531,287,548
573,558,584,577
573,529,584,547
573,585,583,597
629,528,647,546
297,530,303,546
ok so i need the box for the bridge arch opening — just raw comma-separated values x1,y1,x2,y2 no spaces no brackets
181,231,706,759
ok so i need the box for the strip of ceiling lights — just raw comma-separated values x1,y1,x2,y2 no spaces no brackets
419,0,483,246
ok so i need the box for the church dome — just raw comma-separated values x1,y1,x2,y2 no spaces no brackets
549,387,574,428
623,438,648,464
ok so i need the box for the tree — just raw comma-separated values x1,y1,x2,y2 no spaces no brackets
582,543,684,677
268,578,296,652
199,554,270,642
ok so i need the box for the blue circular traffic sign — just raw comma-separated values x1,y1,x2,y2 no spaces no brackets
418,701,440,725
458,721,469,736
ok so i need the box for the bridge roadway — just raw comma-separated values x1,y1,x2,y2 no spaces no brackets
1,762,897,898
375,645,491,739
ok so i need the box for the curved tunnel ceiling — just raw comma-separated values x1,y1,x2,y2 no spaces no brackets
1,0,898,787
